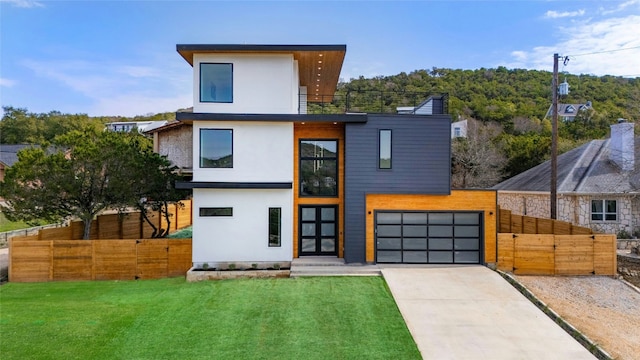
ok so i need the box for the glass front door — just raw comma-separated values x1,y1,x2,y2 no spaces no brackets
299,206,338,256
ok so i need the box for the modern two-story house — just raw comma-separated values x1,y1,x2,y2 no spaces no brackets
175,44,498,267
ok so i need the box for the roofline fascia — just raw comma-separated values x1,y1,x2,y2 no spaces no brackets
176,112,368,123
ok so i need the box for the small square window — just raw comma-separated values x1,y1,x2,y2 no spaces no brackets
591,200,616,221
200,129,233,168
200,63,233,103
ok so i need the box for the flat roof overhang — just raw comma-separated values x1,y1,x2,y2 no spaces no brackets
176,112,368,124
176,44,346,102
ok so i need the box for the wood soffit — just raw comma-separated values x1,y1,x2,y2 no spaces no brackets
177,44,346,102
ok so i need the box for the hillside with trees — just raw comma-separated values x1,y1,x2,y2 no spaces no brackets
2,67,638,187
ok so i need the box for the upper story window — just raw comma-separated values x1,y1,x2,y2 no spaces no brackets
454,127,461,137
200,129,233,168
379,130,392,169
200,63,233,103
591,199,616,221
300,140,338,197
565,105,575,113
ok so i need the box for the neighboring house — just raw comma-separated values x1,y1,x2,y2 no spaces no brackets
451,119,467,138
493,121,639,235
545,101,593,122
106,120,168,133
396,94,447,115
174,44,497,267
144,121,193,177
0,144,32,182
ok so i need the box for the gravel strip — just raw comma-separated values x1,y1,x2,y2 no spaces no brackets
515,276,640,360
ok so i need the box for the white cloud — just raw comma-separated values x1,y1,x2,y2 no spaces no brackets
545,9,586,19
0,77,17,87
21,58,192,116
0,0,44,8
601,0,640,15
503,12,640,76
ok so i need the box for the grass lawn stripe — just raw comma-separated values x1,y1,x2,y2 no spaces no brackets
0,277,420,359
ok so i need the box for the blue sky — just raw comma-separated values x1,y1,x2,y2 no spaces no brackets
1,0,639,117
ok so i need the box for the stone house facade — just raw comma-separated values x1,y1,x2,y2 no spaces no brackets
494,121,639,237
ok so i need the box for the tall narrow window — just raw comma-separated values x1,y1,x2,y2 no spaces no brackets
200,129,233,168
299,140,338,196
200,63,233,103
269,207,281,247
379,130,392,169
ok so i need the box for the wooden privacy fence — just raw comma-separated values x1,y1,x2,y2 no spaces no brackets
497,233,616,275
9,239,192,282
9,200,192,241
498,207,593,235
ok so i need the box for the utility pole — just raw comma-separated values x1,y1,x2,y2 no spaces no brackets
551,54,559,219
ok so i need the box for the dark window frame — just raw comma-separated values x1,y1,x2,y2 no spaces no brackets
200,128,233,168
269,207,282,247
199,207,233,217
378,129,392,169
591,199,617,221
199,63,233,103
298,139,339,198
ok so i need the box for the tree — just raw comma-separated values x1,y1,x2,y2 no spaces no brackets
0,127,182,239
451,119,506,188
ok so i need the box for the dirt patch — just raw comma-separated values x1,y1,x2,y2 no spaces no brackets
618,253,640,288
515,275,640,360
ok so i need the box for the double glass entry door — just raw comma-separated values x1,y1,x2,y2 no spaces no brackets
299,206,338,256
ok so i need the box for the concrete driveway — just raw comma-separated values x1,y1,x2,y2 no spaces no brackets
382,266,595,360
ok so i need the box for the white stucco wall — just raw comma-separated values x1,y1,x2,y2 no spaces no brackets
192,121,293,183
192,188,293,263
192,53,299,114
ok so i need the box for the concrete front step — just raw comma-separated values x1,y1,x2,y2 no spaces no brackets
292,257,346,267
290,266,381,277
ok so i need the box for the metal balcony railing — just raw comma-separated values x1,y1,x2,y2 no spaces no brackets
300,91,448,115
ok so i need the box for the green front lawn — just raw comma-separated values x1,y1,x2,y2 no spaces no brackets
0,211,46,232
0,277,420,360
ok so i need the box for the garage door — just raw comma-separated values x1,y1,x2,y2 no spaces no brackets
375,211,483,264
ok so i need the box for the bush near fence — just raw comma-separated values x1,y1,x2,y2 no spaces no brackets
497,233,617,276
10,200,192,242
498,207,593,235
9,239,192,282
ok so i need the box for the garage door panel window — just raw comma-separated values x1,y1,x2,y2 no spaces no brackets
429,238,453,250
403,213,427,224
429,226,453,237
455,251,479,263
455,238,479,250
429,213,453,224
429,251,453,263
378,251,402,263
403,225,427,237
378,238,402,249
378,225,402,237
377,213,402,224
404,251,428,263
404,238,427,250
455,226,479,237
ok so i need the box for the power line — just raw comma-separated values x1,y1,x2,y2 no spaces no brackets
567,45,640,57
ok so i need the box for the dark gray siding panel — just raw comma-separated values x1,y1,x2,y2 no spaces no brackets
344,114,451,263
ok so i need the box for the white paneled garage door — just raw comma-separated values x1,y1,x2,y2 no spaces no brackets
375,211,483,264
